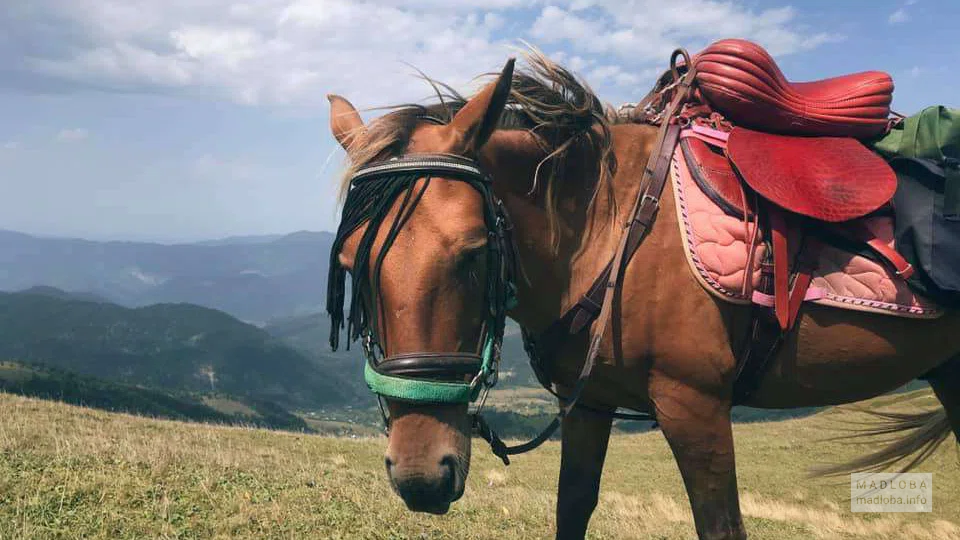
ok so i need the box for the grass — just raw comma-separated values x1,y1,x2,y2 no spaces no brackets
0,390,957,539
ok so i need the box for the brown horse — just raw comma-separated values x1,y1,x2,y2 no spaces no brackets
326,54,960,539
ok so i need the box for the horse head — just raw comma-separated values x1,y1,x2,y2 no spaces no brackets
327,59,515,514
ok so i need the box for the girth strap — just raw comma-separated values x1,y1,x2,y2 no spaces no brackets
732,210,821,404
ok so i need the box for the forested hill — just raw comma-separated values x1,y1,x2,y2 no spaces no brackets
0,289,358,409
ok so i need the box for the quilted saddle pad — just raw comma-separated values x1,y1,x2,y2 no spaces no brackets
669,135,940,318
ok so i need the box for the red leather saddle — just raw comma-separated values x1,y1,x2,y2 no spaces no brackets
694,39,894,138
727,127,897,222
680,127,897,223
681,136,748,217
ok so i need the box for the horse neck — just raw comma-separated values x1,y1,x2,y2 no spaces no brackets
481,124,656,332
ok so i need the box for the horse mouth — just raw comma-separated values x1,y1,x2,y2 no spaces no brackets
405,500,451,515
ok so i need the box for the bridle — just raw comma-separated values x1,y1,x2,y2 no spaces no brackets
325,150,649,466
327,49,694,464
326,153,519,425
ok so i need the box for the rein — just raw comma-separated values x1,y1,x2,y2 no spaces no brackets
327,50,695,465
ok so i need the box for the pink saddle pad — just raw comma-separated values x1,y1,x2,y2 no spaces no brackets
670,133,940,318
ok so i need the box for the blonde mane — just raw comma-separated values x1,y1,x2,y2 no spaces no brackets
337,48,619,249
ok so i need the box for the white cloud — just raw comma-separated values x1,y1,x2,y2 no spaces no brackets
57,128,90,141
531,1,842,62
1,0,840,109
5,0,517,108
889,8,909,24
2,141,19,150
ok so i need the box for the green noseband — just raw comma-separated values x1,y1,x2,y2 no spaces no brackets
363,333,498,404
328,153,518,416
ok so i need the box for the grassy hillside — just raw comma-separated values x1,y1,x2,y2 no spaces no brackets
1,391,956,539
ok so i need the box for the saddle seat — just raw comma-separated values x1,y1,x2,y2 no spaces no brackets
694,39,894,138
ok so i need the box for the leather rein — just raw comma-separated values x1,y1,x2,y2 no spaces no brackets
327,49,696,465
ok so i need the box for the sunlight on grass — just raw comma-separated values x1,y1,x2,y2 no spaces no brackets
0,391,957,539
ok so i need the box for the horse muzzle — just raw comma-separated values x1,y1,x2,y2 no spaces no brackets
385,453,465,514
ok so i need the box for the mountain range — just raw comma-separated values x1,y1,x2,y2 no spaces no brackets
0,229,334,323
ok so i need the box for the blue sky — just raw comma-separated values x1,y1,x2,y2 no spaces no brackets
1,0,957,242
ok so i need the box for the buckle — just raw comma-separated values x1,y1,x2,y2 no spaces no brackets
896,263,914,278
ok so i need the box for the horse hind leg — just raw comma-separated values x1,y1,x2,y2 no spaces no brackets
925,356,960,442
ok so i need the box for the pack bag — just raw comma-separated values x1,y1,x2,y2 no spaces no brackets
869,105,960,303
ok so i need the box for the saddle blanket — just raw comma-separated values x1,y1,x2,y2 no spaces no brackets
669,140,942,318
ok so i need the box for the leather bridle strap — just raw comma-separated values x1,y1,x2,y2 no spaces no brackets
349,154,492,185
477,49,696,463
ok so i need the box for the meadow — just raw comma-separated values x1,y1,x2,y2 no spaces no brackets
0,390,957,539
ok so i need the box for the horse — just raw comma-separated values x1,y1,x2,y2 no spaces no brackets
324,53,960,539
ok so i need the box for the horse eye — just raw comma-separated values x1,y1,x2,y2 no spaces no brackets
454,246,485,273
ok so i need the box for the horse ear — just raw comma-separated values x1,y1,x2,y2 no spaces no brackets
448,58,515,154
328,94,366,152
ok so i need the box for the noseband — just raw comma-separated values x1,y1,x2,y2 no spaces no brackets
327,153,518,411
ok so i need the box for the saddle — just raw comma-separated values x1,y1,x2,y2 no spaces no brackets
534,39,917,411
695,39,894,138
625,39,913,401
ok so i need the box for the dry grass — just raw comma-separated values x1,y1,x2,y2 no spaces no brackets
0,390,957,539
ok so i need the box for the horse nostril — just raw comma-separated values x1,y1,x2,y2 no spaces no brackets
439,454,458,495
385,456,395,473
440,454,458,472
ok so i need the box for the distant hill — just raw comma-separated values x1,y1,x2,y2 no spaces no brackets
17,285,111,304
192,234,287,246
263,313,368,398
0,229,334,323
0,361,308,431
0,290,360,410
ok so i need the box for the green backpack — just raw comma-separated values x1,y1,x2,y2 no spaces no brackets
871,105,960,216
869,105,960,302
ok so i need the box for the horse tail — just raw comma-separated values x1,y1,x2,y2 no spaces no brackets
813,406,953,477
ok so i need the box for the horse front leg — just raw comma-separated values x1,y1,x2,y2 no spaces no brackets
651,377,746,540
556,404,613,540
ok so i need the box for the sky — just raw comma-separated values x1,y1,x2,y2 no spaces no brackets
1,0,957,242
